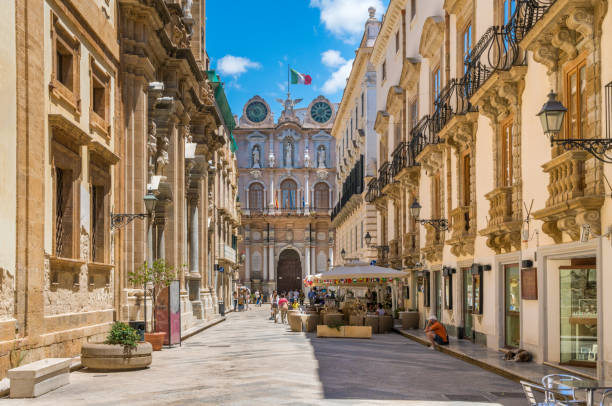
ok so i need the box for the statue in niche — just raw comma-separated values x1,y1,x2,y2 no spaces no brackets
147,121,158,178
268,152,275,168
317,145,326,168
156,135,170,176
304,147,311,168
284,141,293,167
182,0,193,18
252,145,261,168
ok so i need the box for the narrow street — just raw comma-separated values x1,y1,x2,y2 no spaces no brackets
9,307,526,406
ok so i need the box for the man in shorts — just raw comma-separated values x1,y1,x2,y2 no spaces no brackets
424,315,449,349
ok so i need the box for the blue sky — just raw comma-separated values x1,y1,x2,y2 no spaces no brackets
206,0,389,120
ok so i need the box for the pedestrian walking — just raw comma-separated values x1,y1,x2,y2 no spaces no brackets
238,292,244,311
255,290,261,306
308,289,316,306
298,290,305,306
270,291,279,322
278,294,289,324
244,290,250,311
233,291,238,312
287,290,294,304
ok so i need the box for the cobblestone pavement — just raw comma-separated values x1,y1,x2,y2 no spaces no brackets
7,307,527,406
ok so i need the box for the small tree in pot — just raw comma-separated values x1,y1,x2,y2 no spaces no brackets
128,259,176,350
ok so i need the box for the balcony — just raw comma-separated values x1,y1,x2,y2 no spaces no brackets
243,207,331,217
431,78,476,135
533,150,604,243
378,161,392,190
331,156,365,223
411,116,444,172
479,186,522,254
388,239,402,270
365,178,381,203
446,206,475,257
218,244,236,264
421,224,444,264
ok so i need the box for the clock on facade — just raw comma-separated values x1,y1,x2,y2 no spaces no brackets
310,102,332,123
246,101,268,123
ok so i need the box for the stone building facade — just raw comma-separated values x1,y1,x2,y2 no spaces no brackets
235,96,337,295
341,0,612,382
0,0,237,378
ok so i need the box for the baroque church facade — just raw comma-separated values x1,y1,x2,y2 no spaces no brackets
235,95,337,295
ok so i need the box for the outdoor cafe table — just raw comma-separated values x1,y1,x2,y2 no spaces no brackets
550,378,612,406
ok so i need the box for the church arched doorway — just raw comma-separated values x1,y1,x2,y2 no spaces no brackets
276,249,302,293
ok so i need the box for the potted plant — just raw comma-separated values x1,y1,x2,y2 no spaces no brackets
128,259,177,350
81,322,152,370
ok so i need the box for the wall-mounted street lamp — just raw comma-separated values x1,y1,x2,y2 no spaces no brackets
340,248,346,259
538,90,612,163
363,232,390,254
111,192,158,230
409,199,449,232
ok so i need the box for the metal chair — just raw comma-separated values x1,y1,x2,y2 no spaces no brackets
542,374,586,405
521,381,570,406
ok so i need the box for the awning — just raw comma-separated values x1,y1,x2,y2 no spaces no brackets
304,263,408,287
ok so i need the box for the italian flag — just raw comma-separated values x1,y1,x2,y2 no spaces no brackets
290,68,312,85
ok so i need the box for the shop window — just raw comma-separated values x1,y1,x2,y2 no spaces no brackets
560,263,597,366
50,13,80,112
444,268,453,310
500,117,513,187
471,265,484,315
564,54,587,140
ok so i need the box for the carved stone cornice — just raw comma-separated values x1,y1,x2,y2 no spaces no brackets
402,232,420,268
397,166,420,195
446,206,476,257
399,59,421,93
422,224,444,264
533,150,604,243
520,0,605,74
416,144,444,174
439,112,478,151
386,86,404,117
470,68,526,124
479,186,522,254
374,110,390,134
419,16,445,59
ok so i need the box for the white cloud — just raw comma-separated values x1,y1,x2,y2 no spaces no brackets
310,0,384,43
321,50,347,67
216,55,261,77
321,58,354,94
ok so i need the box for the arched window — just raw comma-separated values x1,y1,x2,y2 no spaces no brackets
280,179,297,209
248,183,264,211
314,182,329,210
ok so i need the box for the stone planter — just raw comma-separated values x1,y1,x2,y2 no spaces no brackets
399,311,419,329
364,314,379,334
323,312,343,326
301,314,319,332
349,315,364,326
379,315,393,333
316,325,371,338
144,332,166,351
81,342,152,371
288,312,303,332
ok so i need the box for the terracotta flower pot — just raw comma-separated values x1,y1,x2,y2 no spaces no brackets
144,332,166,351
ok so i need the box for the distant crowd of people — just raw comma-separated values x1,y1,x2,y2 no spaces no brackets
268,289,305,323
232,288,264,312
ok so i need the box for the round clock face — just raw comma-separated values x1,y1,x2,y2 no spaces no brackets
246,101,268,123
310,102,332,123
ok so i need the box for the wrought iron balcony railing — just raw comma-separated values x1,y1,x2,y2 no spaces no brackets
431,78,476,134
332,155,365,221
410,116,441,156
378,161,393,190
391,138,421,176
513,0,557,42
365,178,381,203
463,18,527,98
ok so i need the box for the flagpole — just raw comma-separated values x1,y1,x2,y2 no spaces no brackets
287,64,290,99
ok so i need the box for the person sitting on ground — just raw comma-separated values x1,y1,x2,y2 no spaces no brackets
278,294,289,324
424,315,449,349
376,303,385,316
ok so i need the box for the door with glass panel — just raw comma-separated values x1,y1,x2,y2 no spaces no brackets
560,265,597,367
463,268,473,340
504,264,520,348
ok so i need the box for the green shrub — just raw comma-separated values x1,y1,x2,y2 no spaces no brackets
105,322,140,350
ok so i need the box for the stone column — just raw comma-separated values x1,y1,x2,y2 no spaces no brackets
305,236,311,277
155,217,166,260
245,245,251,283
189,200,199,273
310,245,316,275
263,243,268,281
269,227,275,280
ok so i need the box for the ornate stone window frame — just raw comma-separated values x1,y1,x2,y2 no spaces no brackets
89,57,111,137
50,11,81,116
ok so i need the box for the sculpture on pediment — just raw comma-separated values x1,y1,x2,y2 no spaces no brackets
317,145,326,168
147,121,158,178
252,145,261,168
